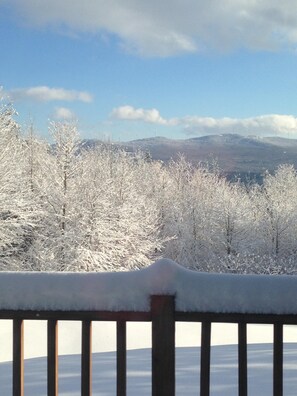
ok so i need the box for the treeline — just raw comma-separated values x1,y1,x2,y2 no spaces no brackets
2,102,297,274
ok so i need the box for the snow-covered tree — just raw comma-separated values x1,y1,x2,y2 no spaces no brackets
252,165,297,257
210,179,254,257
160,158,255,270
0,101,38,269
22,123,164,271
161,158,222,269
72,146,163,271
3,100,297,275
29,121,82,270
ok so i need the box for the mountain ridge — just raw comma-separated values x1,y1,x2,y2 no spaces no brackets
84,134,297,182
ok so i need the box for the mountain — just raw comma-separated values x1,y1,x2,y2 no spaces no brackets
82,134,297,183
118,134,297,182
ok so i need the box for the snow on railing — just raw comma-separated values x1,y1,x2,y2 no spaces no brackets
1,258,297,314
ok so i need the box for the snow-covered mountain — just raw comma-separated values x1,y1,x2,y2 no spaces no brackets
120,134,297,181
82,134,297,182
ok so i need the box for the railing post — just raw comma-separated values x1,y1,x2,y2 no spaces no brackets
81,320,92,396
13,319,24,396
151,295,175,396
48,319,58,396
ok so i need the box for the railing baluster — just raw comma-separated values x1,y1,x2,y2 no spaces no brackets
81,320,92,396
238,322,248,396
200,321,211,396
48,319,58,396
151,295,175,396
117,320,127,396
2,298,296,395
273,323,283,396
13,319,24,396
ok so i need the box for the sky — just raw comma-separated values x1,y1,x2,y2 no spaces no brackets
1,0,297,141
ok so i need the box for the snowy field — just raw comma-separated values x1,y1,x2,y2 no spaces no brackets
1,343,297,395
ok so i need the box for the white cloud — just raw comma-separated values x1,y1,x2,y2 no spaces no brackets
8,86,93,103
111,105,297,136
111,105,171,125
53,107,76,120
4,0,297,56
182,114,297,136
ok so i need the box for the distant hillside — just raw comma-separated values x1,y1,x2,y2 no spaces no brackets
84,134,297,183
120,134,297,182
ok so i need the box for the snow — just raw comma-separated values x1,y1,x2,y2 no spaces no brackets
1,344,297,395
1,259,297,313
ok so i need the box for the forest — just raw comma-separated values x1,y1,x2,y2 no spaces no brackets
2,100,297,275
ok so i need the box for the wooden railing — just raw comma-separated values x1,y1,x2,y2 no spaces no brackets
1,295,297,396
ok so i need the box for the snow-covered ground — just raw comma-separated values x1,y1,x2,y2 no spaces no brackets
1,343,297,395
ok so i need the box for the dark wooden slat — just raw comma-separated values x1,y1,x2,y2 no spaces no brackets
238,322,247,396
117,320,127,396
151,295,175,396
200,321,211,396
2,309,297,325
273,323,283,396
176,311,297,325
48,320,58,396
13,319,24,396
81,320,92,396
0,310,151,321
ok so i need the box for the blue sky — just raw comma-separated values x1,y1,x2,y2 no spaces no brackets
2,0,297,141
